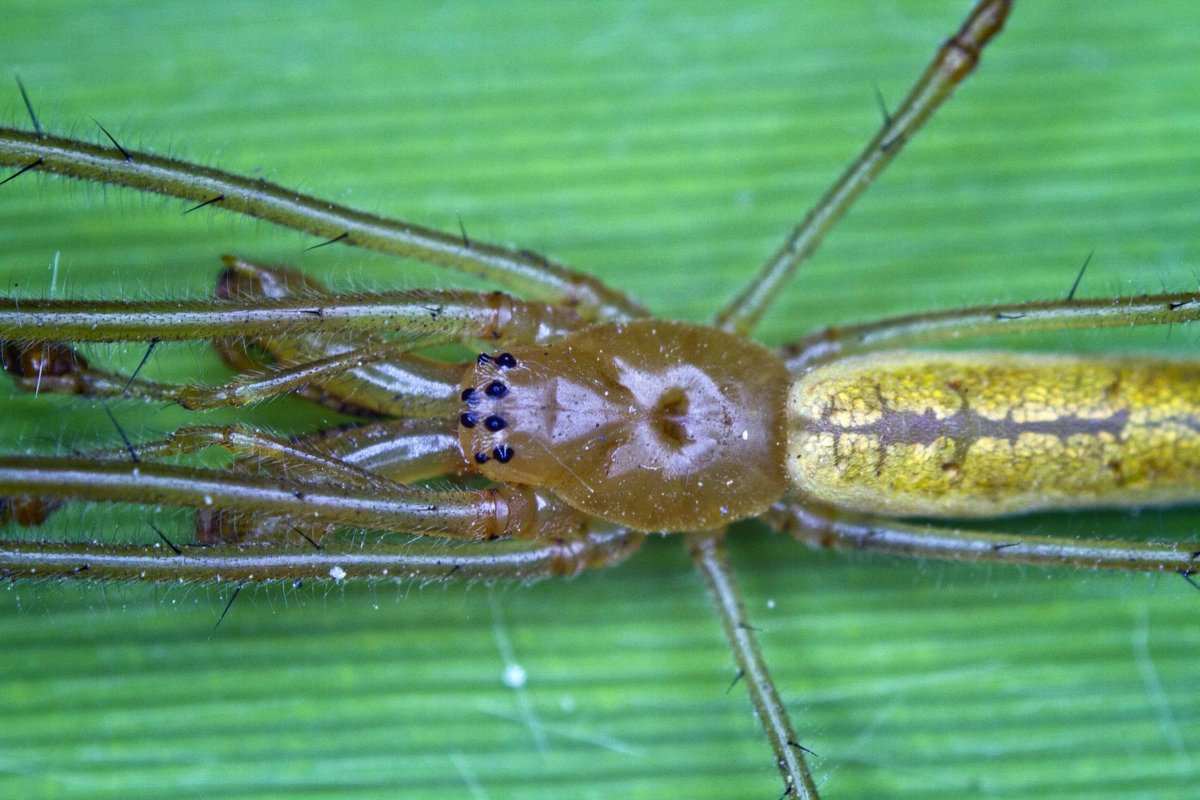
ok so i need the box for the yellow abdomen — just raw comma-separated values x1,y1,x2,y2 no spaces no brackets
786,351,1200,517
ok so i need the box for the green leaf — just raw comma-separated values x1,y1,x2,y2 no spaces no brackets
2,2,1198,798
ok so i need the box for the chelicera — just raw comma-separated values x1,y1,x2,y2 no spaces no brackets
1,2,1198,797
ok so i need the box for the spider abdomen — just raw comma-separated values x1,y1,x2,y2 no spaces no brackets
459,320,790,532
787,351,1200,517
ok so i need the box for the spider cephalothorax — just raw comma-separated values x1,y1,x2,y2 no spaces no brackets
458,321,789,531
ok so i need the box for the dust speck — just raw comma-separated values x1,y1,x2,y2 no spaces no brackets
503,663,527,688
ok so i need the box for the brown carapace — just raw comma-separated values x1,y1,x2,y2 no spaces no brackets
460,322,789,532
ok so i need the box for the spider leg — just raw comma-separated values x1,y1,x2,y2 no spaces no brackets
192,418,468,543
770,498,1200,573
0,335,466,415
138,424,404,492
296,417,466,484
0,133,646,321
716,0,1011,335
1,417,467,545
0,285,578,344
0,254,584,413
0,393,644,582
0,453,593,544
689,532,821,800
0,526,645,584
169,342,449,410
207,257,496,415
210,256,470,415
155,420,464,544
783,290,1200,370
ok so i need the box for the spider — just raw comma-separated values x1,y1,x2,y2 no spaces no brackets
2,1,1200,800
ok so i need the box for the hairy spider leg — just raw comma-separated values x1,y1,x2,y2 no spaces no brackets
716,0,1012,336
0,272,579,345
785,291,1200,370
210,256,471,416
0,410,486,546
690,532,822,800
0,526,646,584
296,417,467,484
144,420,528,546
0,141,645,322
770,500,1200,574
42,422,410,544
0,413,646,580
0,255,581,412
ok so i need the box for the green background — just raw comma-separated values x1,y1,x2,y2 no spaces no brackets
2,1,1199,798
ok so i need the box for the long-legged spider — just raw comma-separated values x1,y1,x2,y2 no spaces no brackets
2,1,1200,800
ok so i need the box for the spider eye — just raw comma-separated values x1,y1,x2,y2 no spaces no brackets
485,380,508,398
493,444,514,463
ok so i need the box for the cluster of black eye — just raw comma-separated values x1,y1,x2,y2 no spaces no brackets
476,352,518,369
458,412,507,432
474,445,514,464
460,353,519,464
